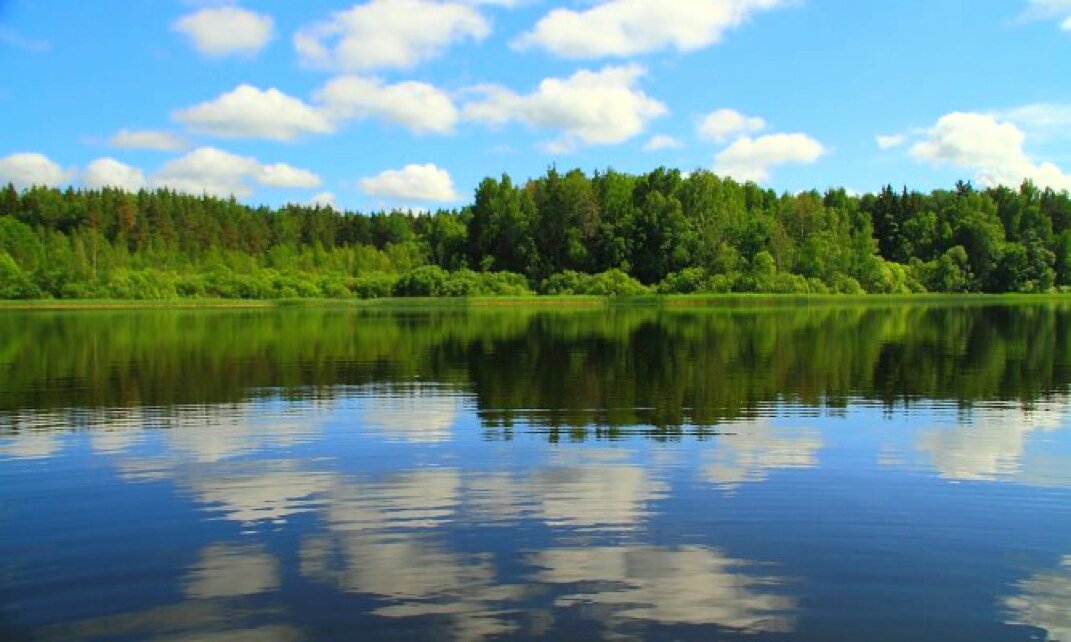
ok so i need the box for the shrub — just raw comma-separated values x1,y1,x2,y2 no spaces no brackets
348,273,397,299
583,269,649,296
658,268,709,294
393,265,449,297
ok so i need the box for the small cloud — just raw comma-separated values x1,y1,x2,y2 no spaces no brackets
1019,0,1071,31
310,191,339,209
714,133,826,183
172,6,274,58
294,0,489,72
109,129,187,152
643,134,684,152
513,0,792,59
153,147,322,198
358,163,459,202
0,152,72,188
84,158,148,191
463,64,667,151
698,108,766,143
876,134,906,149
173,85,334,142
315,76,459,135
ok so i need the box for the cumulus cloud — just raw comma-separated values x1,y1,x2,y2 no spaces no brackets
909,112,1071,191
257,163,322,189
153,147,322,197
643,135,684,151
514,0,789,58
84,158,148,191
714,133,826,182
995,103,1071,141
294,0,489,72
463,64,667,151
876,134,906,149
174,85,334,142
109,129,187,152
172,6,274,58
698,108,766,143
310,192,339,209
358,163,459,202
0,152,72,188
316,76,459,134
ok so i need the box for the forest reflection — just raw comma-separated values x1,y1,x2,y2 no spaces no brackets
2,303,1070,434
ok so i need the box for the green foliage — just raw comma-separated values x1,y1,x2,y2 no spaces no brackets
393,265,450,297
0,175,1069,299
348,273,397,299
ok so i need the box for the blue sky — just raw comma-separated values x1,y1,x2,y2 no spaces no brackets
0,0,1069,210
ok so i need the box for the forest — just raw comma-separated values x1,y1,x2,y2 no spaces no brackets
1,167,1070,299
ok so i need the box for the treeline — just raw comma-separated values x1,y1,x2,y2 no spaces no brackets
1,168,1070,299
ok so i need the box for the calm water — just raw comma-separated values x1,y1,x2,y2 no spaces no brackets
2,303,1071,641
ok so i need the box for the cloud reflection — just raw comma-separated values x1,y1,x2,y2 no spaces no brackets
532,546,797,632
466,449,669,531
701,420,823,488
1004,556,1071,642
39,542,299,641
914,400,1071,485
359,388,460,443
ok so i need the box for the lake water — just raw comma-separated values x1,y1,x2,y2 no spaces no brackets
2,303,1070,641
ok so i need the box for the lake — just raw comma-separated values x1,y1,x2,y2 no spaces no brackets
1,302,1070,641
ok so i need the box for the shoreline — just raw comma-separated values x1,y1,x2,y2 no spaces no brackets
1,293,1070,311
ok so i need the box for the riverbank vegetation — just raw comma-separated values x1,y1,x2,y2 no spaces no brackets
1,168,1070,299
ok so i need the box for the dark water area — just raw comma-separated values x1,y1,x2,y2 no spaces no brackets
1,303,1070,641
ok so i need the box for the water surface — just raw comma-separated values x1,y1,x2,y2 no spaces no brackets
2,303,1070,641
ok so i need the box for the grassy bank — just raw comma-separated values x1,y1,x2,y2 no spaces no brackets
1,293,1070,312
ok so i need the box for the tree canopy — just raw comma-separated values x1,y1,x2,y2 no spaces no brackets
0,168,1069,299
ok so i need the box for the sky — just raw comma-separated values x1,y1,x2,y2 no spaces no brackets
0,0,1069,211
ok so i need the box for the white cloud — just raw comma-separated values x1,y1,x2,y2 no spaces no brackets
153,147,322,197
311,192,339,209
109,129,187,152
1021,0,1071,31
174,85,334,142
294,0,489,72
172,6,274,58
643,134,683,152
0,153,72,189
909,112,1071,191
698,108,766,143
714,133,826,182
315,76,459,134
258,164,322,189
463,64,667,151
358,163,459,202
995,103,1071,141
84,158,148,191
514,0,789,58
876,134,906,149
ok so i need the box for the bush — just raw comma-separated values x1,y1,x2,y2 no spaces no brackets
442,269,482,296
393,265,449,297
348,273,397,299
583,269,649,296
829,272,865,295
540,270,588,295
478,271,532,296
658,268,709,294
